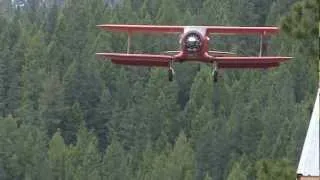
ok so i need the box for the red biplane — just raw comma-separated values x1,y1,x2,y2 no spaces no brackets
96,24,291,82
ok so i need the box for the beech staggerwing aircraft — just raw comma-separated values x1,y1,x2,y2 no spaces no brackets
96,24,291,82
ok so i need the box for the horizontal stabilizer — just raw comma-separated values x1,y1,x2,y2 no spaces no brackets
163,50,236,57
209,50,237,57
163,51,181,55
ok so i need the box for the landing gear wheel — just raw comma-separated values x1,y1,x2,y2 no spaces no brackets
212,61,218,83
212,70,218,83
168,68,174,82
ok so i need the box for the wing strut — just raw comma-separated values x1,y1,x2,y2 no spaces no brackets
259,31,267,56
127,33,131,54
259,34,263,56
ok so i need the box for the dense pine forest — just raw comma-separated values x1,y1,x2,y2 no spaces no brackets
0,0,318,179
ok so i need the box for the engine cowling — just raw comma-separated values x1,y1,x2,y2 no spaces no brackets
182,31,203,54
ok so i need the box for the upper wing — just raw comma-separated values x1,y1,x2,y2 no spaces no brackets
97,24,279,35
96,53,172,67
97,24,184,33
206,26,279,35
214,56,291,69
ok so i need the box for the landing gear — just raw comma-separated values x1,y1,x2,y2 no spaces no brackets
168,67,174,81
212,70,218,82
212,61,218,83
168,61,175,82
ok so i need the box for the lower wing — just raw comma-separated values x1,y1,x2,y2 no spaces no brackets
214,56,291,69
218,62,279,68
96,53,172,67
97,53,291,69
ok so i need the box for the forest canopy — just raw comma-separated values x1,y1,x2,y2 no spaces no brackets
0,0,318,179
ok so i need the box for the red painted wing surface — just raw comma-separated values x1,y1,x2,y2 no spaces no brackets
206,26,279,35
218,62,280,68
97,24,279,35
214,56,291,68
96,53,172,67
96,24,184,33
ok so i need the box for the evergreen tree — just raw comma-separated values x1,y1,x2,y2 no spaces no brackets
62,58,102,130
183,67,213,139
61,102,83,144
255,159,296,180
93,88,113,149
0,19,8,117
43,0,59,43
48,129,67,180
135,142,156,180
20,31,47,125
0,115,50,179
203,173,212,180
0,42,8,117
226,162,247,180
143,132,195,180
0,15,24,117
281,0,319,40
201,0,230,25
66,123,101,180
167,131,195,180
156,0,180,25
101,140,132,180
39,74,65,136
139,68,180,146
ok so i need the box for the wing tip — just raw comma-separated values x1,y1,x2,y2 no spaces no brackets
96,24,106,29
96,53,109,60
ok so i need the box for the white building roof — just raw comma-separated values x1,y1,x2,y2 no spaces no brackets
297,88,319,176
